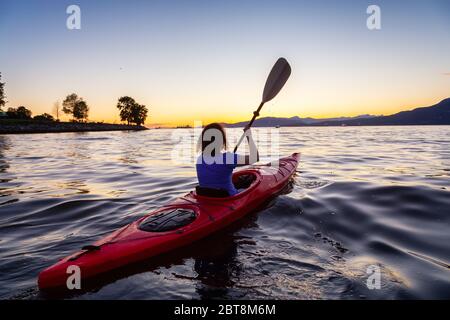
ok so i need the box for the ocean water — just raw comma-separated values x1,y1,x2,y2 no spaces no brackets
0,126,449,299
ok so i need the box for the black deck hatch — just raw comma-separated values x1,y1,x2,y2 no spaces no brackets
138,208,196,232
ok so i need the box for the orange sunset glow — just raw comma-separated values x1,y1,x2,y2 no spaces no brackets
1,1,449,126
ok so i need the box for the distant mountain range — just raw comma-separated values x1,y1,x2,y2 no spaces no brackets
226,98,450,127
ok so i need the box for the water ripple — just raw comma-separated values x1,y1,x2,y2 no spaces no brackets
0,127,449,299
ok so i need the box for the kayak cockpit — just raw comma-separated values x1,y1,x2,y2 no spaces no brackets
193,170,261,200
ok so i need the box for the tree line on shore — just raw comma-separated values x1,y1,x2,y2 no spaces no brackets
0,73,148,126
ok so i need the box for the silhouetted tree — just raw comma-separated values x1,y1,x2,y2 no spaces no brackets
73,100,89,122
62,93,78,120
52,101,60,121
6,107,15,118
17,106,32,119
117,96,134,125
7,106,32,119
117,96,148,125
62,93,89,122
34,113,54,121
131,104,148,126
0,72,6,111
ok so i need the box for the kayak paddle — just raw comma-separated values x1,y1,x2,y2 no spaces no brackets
233,57,291,153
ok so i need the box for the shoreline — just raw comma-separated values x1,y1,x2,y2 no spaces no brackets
0,121,148,135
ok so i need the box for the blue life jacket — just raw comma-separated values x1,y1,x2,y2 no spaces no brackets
196,152,239,196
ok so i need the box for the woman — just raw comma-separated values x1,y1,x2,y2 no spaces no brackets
196,123,259,196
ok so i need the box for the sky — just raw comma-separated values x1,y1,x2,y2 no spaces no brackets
1,0,449,126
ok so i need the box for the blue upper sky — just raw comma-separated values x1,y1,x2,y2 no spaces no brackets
1,0,449,124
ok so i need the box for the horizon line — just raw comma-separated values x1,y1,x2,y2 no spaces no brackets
2,96,448,127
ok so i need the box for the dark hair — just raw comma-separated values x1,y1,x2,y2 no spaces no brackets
199,123,227,156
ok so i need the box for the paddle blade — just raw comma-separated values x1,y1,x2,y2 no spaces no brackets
262,57,291,103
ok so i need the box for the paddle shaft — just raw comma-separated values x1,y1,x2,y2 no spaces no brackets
233,101,264,153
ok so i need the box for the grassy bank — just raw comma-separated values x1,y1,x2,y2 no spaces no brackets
0,119,148,134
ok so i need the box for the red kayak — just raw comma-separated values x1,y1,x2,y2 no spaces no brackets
38,153,300,290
